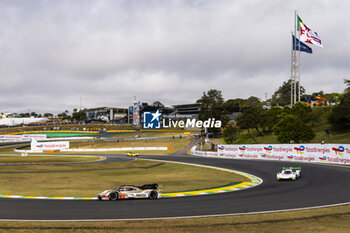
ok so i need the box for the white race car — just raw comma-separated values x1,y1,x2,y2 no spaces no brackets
277,167,301,181
98,184,160,200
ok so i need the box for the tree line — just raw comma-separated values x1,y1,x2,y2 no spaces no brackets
9,108,86,123
197,79,350,144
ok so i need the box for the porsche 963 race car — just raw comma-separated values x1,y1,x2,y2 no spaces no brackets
276,167,301,181
98,184,160,200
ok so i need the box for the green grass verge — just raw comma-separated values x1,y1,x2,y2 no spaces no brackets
0,124,134,134
0,155,100,164
0,205,348,232
110,132,192,138
0,138,192,155
67,138,192,155
0,159,248,197
43,132,99,137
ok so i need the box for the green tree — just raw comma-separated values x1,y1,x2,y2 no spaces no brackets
236,104,261,133
328,79,350,132
72,109,86,122
241,96,260,110
57,112,70,121
18,113,30,117
197,89,227,122
258,107,283,133
224,98,244,113
274,113,315,143
291,102,313,122
235,97,263,133
271,79,305,106
223,125,240,143
197,89,228,136
324,93,343,104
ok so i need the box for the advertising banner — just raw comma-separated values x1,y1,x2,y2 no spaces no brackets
0,135,23,140
192,144,350,165
23,134,47,140
0,134,47,141
61,147,169,152
217,144,350,165
133,102,140,126
190,146,219,157
31,140,69,152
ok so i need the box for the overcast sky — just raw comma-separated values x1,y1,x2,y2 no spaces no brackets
0,0,349,114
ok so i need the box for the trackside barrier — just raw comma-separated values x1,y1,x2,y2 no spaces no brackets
191,143,350,165
100,135,191,142
0,134,46,142
190,147,218,157
61,147,171,152
1,136,94,143
6,130,99,135
15,147,171,153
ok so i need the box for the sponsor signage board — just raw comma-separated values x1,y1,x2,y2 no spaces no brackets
0,135,23,140
23,134,47,140
31,140,69,152
133,103,140,126
192,144,350,165
0,134,47,141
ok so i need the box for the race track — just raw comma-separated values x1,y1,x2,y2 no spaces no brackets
0,154,349,220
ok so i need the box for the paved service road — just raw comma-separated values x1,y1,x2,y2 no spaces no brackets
0,154,349,220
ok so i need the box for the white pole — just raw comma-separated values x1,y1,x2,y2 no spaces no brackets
293,10,297,104
298,46,301,102
297,13,301,102
291,31,294,107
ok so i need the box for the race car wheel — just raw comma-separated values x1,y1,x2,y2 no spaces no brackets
109,192,118,201
149,191,158,200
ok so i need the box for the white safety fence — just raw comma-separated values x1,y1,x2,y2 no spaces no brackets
15,146,170,153
0,134,94,142
191,143,350,165
61,147,170,152
0,134,47,142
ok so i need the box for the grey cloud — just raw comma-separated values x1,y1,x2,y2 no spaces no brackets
0,0,349,113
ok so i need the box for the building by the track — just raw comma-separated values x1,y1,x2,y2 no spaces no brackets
84,107,129,124
171,103,200,118
84,102,201,125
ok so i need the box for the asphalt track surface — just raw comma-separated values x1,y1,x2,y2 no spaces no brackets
0,154,350,220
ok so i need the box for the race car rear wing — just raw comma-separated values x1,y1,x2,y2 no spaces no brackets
283,166,301,171
139,183,159,190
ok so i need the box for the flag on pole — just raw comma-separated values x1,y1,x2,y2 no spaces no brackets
297,15,323,47
292,35,312,54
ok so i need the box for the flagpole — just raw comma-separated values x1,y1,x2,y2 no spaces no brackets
298,41,301,102
291,10,298,106
293,10,297,105
297,12,301,102
290,31,294,107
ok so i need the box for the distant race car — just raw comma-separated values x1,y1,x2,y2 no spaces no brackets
276,167,301,181
126,152,139,157
98,184,160,200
